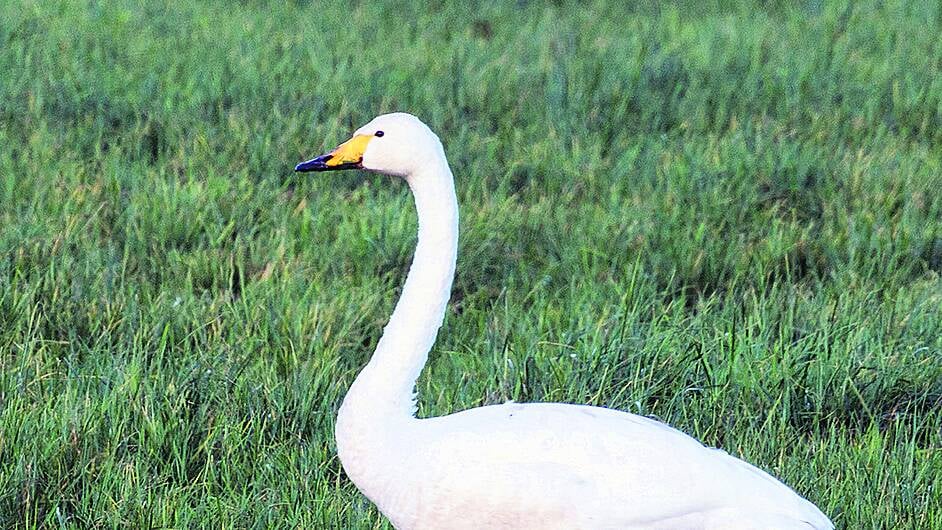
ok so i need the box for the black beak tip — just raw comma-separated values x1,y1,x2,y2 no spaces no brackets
294,155,332,172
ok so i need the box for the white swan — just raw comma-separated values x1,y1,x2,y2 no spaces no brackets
295,113,833,530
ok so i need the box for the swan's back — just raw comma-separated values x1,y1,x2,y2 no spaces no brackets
378,402,832,530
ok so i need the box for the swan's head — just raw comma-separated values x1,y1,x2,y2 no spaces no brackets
295,113,444,179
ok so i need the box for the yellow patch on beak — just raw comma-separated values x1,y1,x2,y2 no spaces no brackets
326,134,373,167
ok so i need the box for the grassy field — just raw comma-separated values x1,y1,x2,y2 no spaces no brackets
2,0,941,527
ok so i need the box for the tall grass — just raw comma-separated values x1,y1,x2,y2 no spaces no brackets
1,0,940,527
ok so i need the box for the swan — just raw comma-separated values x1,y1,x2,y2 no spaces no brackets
295,113,833,530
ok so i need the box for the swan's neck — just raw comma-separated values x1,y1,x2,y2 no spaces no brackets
340,157,458,422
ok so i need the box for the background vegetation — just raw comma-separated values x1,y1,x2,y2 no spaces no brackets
2,0,941,527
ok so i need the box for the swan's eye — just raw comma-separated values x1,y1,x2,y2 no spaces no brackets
374,130,385,137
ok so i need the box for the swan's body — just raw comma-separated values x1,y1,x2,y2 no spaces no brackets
296,113,832,530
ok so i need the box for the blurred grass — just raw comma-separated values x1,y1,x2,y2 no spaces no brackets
1,0,941,528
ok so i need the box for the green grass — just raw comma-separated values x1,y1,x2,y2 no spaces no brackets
1,0,941,527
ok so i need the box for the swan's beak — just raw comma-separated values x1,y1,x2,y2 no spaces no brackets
295,134,372,172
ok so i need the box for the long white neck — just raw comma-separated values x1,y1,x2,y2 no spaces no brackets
339,154,458,421
331,128,459,525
